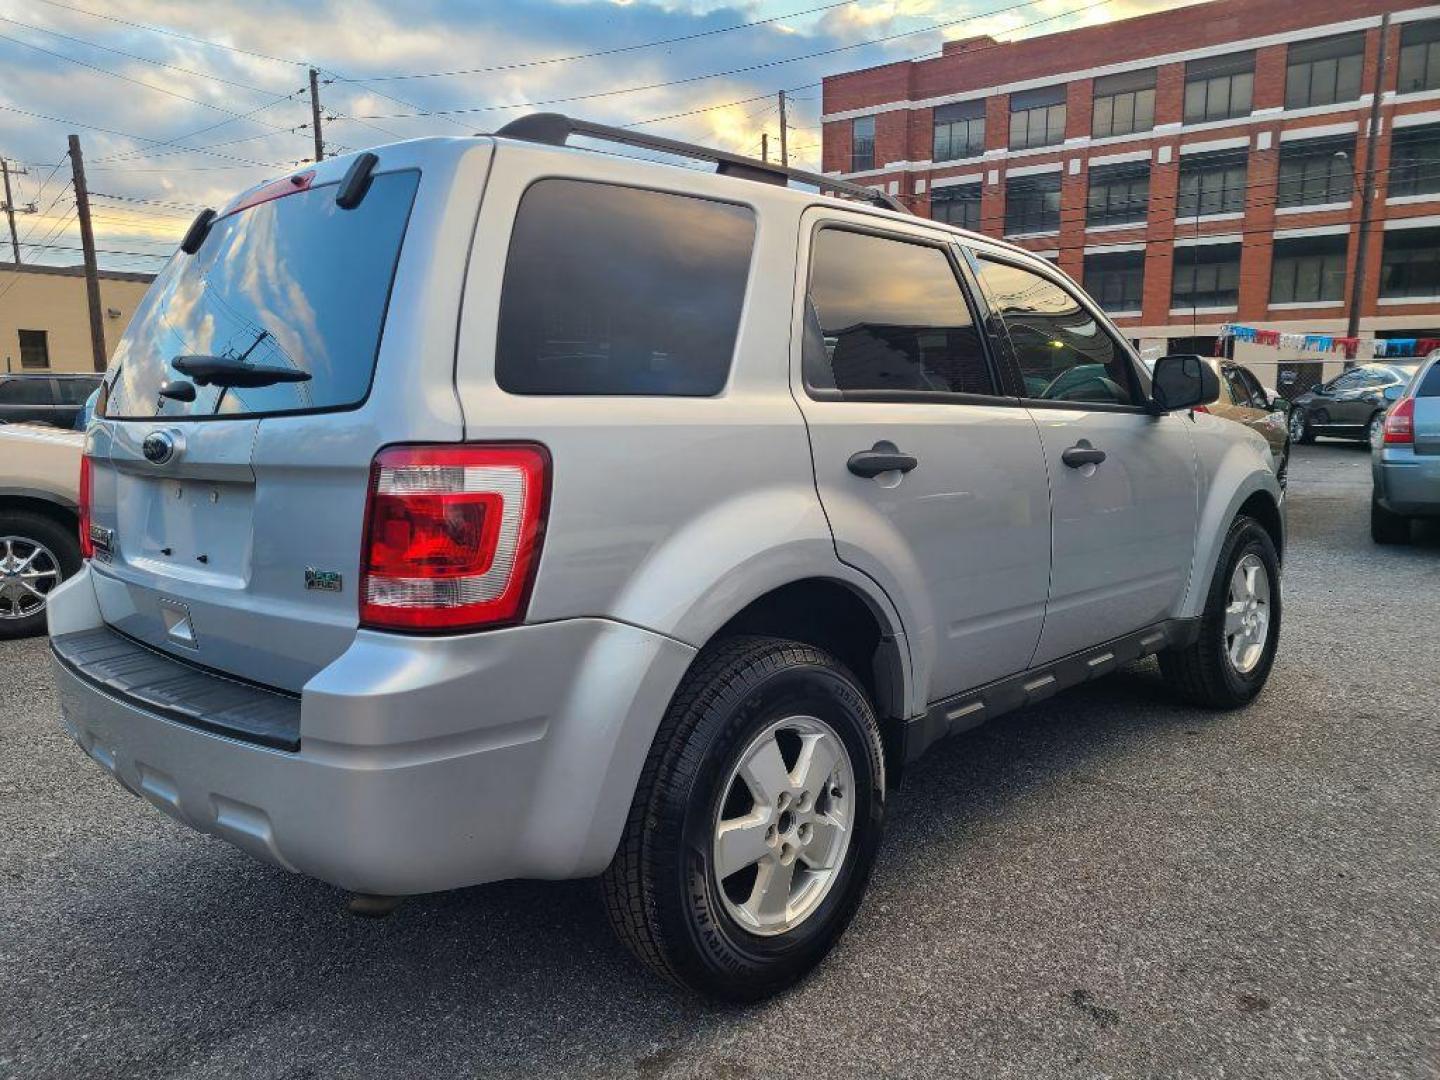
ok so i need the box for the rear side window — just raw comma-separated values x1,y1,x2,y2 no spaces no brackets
804,228,994,397
0,378,53,405
975,257,1138,407
496,180,755,396
106,170,420,420
1417,363,1440,397
55,379,99,405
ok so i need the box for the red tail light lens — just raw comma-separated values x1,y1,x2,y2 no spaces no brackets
1193,404,1210,414
360,444,550,632
1384,397,1415,445
78,454,94,559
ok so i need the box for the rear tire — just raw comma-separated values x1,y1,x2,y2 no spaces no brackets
1365,411,1386,448
1371,496,1411,545
1159,515,1280,709
601,635,885,1001
0,510,80,640
1289,408,1315,445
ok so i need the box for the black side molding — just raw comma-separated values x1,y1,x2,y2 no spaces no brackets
336,151,379,210
179,208,216,254
901,618,1202,764
52,627,301,752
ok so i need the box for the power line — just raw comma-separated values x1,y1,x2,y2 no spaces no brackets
31,0,306,68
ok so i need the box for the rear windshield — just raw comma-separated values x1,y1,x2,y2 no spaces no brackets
1418,363,1440,397
106,170,419,420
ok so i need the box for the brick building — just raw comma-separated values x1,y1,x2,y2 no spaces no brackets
821,0,1440,383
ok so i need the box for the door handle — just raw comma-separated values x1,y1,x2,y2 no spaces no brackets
1061,441,1106,468
847,441,919,479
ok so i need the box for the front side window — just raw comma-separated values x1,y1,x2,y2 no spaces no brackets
1399,20,1440,94
804,228,994,397
1380,227,1440,299
1083,250,1145,313
1172,243,1242,309
1005,172,1062,235
1286,33,1364,109
1086,162,1150,226
1270,235,1348,304
1092,69,1156,139
1389,124,1440,197
1276,136,1354,207
852,115,876,172
107,170,421,420
1184,52,1255,124
933,101,985,162
497,180,755,396
1177,150,1249,218
17,329,49,370
1009,86,1066,151
930,183,982,232
976,257,1137,406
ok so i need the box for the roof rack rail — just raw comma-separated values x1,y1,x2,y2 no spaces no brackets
492,112,909,214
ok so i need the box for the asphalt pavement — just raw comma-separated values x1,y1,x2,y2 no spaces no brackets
1,441,1437,1080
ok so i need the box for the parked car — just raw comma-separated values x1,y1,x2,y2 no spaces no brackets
48,117,1285,1002
1207,361,1291,482
0,422,84,637
1289,362,1422,446
1371,354,1440,543
0,373,104,428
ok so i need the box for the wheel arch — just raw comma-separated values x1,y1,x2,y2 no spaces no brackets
0,493,79,535
1180,465,1285,620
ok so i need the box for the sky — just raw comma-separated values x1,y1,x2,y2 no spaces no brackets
0,0,1190,274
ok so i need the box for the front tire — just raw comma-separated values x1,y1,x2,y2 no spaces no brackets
1371,496,1411,545
0,511,80,640
602,635,885,1001
1160,516,1281,709
1289,408,1315,445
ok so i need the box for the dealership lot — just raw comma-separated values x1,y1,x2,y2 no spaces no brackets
1,442,1436,1080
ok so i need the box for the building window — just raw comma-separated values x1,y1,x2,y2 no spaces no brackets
851,115,875,172
1184,52,1254,124
1399,20,1440,94
1004,172,1062,234
1176,150,1248,218
933,101,985,162
1270,235,1348,304
1389,124,1440,198
17,330,49,370
1091,69,1156,138
1172,243,1242,309
1083,250,1145,313
1380,227,1440,299
1285,33,1364,109
1086,162,1150,227
1009,86,1066,151
930,183,982,231
1276,135,1354,207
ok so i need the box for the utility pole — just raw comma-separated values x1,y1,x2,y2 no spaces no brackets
778,90,789,167
1,157,27,265
308,67,325,163
761,132,769,163
68,134,107,373
1347,11,1390,358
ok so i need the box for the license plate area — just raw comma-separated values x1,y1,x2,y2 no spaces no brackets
117,473,255,584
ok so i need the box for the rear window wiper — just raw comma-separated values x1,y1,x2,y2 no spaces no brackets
172,354,312,388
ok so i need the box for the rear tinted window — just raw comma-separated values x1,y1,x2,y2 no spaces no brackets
0,378,53,405
496,179,755,396
1418,363,1440,397
55,378,100,405
106,171,419,420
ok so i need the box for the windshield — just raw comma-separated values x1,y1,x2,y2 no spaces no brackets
105,170,419,420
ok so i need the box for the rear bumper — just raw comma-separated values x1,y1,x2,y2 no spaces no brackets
49,566,696,895
1373,451,1440,517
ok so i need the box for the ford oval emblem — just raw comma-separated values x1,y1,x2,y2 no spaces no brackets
142,431,175,465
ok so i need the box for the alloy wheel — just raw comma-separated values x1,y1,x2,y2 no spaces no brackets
1223,553,1271,675
1368,413,1385,448
0,535,62,621
712,714,855,936
1288,410,1307,443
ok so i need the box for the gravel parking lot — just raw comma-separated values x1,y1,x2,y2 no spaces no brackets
1,442,1436,1080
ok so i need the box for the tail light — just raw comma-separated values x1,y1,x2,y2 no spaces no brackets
1193,404,1210,414
78,454,94,559
1384,397,1415,445
360,444,550,632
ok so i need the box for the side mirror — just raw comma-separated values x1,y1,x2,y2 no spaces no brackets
1383,384,1405,403
1151,354,1219,413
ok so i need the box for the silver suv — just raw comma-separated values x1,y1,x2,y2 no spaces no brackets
49,116,1285,1001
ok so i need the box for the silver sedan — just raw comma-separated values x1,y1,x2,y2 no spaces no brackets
1372,354,1440,544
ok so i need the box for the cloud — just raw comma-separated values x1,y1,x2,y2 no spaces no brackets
0,0,1189,271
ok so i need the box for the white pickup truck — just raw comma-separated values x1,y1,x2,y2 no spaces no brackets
0,422,82,638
